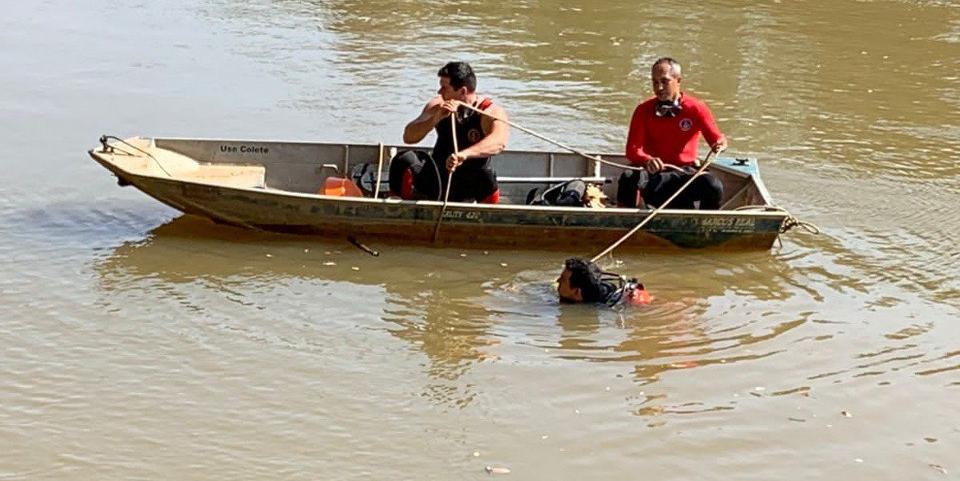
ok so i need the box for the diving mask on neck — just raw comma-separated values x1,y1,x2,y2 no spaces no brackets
654,98,682,118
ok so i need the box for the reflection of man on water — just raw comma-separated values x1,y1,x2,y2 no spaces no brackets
391,61,510,203
557,258,651,306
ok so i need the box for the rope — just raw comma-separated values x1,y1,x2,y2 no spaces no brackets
432,114,458,243
732,205,822,235
100,135,172,177
373,142,384,198
589,150,718,262
456,101,646,173
780,215,821,235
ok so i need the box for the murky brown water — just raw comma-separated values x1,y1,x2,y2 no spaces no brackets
2,1,958,479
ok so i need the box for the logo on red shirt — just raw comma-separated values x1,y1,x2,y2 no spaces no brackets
679,118,693,131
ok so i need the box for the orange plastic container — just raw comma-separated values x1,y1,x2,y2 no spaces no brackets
321,177,364,197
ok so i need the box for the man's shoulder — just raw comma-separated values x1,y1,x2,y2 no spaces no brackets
679,93,710,110
478,98,507,123
480,96,505,113
637,96,658,108
633,96,658,115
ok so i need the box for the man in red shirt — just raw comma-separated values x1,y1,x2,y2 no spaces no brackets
617,57,728,209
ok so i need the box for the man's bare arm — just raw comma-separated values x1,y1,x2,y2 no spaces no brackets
458,105,509,159
404,97,459,144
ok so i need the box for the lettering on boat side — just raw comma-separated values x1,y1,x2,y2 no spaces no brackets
442,211,481,220
699,217,757,232
219,145,270,155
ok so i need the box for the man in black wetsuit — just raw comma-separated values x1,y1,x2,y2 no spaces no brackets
390,61,510,203
557,258,652,306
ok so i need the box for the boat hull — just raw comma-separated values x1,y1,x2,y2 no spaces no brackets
88,137,787,251
99,168,783,251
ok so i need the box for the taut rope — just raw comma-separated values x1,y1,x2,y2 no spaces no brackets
373,142,384,198
455,101,646,173
590,150,718,262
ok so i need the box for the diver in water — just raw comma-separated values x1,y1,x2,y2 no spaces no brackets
556,257,651,306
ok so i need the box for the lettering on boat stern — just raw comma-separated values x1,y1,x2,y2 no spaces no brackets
219,144,270,155
699,217,757,232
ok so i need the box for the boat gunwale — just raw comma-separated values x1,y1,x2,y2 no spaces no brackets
150,135,759,179
88,148,789,221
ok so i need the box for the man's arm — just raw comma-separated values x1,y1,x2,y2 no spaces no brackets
625,104,666,173
625,105,654,165
697,102,727,153
445,104,509,171
460,104,509,159
403,97,449,144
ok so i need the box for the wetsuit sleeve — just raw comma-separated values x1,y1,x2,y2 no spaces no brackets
697,101,725,148
625,104,653,165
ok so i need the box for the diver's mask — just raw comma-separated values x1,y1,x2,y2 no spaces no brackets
654,99,682,118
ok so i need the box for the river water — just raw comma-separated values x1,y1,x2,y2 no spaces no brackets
1,1,958,480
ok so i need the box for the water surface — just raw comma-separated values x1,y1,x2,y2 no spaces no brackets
1,1,958,479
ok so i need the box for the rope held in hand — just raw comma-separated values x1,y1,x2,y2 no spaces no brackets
589,150,718,262
431,115,458,243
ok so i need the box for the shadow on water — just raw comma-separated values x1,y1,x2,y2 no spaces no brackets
90,215,815,390
91,213,960,417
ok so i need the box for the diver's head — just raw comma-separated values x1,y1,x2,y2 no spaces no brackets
557,258,606,303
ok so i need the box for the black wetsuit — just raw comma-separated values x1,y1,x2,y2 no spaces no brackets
390,98,499,202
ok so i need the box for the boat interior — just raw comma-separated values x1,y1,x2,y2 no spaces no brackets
94,137,772,210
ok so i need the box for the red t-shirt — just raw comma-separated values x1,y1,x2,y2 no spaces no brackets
625,93,725,167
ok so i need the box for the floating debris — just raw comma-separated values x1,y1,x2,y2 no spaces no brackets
473,451,480,457
304,248,310,253
854,458,864,463
265,254,273,258
485,466,511,475
322,261,336,266
842,410,853,418
500,262,508,267
351,266,360,271
929,464,947,475
460,253,468,257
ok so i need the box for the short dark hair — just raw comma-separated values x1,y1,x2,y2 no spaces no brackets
652,57,682,78
564,258,606,303
438,61,477,92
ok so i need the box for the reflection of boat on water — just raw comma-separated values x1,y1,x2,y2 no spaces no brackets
89,136,789,251
95,216,505,404
97,216,806,412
